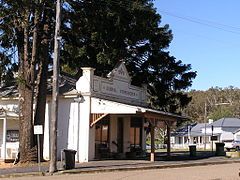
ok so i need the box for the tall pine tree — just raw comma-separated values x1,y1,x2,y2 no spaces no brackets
1,0,196,162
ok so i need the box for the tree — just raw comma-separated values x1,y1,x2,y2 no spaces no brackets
0,53,16,86
184,87,240,122
61,0,196,112
1,0,196,162
0,0,54,162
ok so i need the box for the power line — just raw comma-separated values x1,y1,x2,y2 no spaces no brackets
158,9,240,35
174,28,240,48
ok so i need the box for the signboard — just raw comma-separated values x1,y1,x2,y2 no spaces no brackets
6,130,19,142
211,136,218,141
34,125,43,135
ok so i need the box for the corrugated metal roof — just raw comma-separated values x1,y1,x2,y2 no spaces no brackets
172,123,209,137
191,123,207,136
207,118,240,127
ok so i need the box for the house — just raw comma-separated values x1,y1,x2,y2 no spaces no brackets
171,117,240,150
202,118,240,142
171,123,210,149
0,62,185,162
0,109,19,160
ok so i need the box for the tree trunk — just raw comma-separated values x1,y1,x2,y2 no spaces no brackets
18,20,36,162
34,43,48,161
19,85,36,162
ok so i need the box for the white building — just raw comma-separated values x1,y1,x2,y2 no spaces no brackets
0,62,184,162
171,117,240,150
171,123,212,149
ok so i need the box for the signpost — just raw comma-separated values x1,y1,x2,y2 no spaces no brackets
34,125,43,172
211,125,214,154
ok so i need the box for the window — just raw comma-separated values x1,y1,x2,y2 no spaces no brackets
178,137,182,144
130,117,142,148
6,130,19,142
95,119,109,144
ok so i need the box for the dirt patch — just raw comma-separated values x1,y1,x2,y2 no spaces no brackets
0,161,49,169
0,162,15,169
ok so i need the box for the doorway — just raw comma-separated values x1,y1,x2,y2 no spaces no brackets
117,117,124,153
95,118,110,158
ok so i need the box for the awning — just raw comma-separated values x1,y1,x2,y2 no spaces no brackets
90,97,187,127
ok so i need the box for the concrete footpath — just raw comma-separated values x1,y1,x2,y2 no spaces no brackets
1,152,240,178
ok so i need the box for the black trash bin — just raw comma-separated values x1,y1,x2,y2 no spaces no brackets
215,142,225,156
189,145,196,157
63,149,77,170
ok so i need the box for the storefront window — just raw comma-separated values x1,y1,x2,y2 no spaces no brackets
130,127,141,145
130,117,142,148
95,119,110,158
95,119,109,144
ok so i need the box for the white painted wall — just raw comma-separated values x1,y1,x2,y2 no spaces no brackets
43,102,50,160
78,95,91,162
0,118,19,159
202,127,222,134
67,102,79,154
56,98,73,159
220,131,234,141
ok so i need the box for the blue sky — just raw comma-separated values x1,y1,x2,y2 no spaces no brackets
154,0,240,90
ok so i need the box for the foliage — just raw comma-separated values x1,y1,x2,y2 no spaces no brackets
183,86,240,122
0,0,196,161
0,0,55,162
61,0,196,112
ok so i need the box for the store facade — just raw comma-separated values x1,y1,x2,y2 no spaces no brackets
0,62,184,162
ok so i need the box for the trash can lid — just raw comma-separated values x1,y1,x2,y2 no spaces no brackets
63,149,77,153
188,144,196,146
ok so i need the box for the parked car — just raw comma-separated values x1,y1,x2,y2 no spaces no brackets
225,140,240,151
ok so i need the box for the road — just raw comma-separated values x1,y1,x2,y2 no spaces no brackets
5,163,240,180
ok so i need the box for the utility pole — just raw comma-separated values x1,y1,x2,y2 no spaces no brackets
204,102,207,150
49,0,61,174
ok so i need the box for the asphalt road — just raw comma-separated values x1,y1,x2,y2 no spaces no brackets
4,163,240,180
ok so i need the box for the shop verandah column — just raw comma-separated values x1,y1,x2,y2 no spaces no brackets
166,124,171,157
150,121,155,162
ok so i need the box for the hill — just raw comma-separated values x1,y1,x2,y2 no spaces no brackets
183,86,240,122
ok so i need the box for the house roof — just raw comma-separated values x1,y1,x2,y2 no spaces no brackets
233,128,240,134
171,123,210,137
0,72,77,98
191,123,207,136
207,117,240,128
171,123,196,137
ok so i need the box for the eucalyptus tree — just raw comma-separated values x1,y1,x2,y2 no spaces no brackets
0,0,55,162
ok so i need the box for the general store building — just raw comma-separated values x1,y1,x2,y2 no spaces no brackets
0,62,184,162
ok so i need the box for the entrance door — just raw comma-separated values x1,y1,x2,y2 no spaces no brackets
95,119,110,159
117,118,124,153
